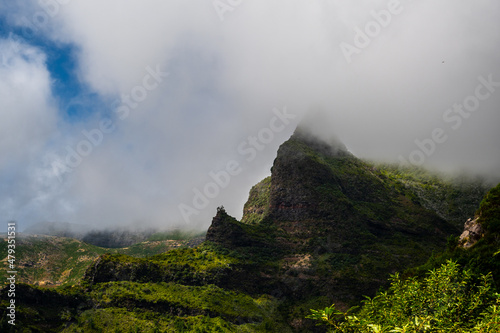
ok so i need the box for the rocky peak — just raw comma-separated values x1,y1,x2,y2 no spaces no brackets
266,128,387,222
205,207,253,248
291,125,350,158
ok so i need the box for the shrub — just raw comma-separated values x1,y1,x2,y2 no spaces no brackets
307,260,500,332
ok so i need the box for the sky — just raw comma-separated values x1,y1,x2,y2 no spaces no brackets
0,0,499,232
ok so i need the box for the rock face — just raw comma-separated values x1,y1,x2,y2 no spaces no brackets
459,217,485,248
267,128,388,222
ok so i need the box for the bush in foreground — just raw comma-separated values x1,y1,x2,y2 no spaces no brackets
307,260,500,332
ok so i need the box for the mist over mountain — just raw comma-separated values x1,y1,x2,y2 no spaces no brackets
23,221,90,239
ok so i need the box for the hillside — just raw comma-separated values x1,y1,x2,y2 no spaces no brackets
0,128,492,332
307,183,500,331
408,182,500,286
0,234,203,287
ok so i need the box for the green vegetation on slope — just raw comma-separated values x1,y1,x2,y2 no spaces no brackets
89,282,271,322
376,163,489,226
241,176,271,225
0,235,109,288
407,183,500,289
83,242,241,287
477,182,500,233
308,182,500,332
0,243,290,332
62,309,236,333
0,281,290,333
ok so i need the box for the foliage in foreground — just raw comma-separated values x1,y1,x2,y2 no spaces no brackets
307,260,500,332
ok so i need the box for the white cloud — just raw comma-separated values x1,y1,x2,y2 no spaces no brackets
1,0,500,231
0,37,65,226
0,38,56,164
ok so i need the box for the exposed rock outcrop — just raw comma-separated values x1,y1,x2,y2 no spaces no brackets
205,207,255,248
458,217,485,248
457,182,500,249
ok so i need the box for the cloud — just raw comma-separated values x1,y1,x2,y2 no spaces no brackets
0,37,65,226
1,0,499,231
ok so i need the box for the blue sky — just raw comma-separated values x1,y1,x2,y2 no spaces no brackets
1,0,499,232
0,20,109,123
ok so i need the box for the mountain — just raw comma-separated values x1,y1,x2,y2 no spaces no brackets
205,128,488,313
0,127,492,332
